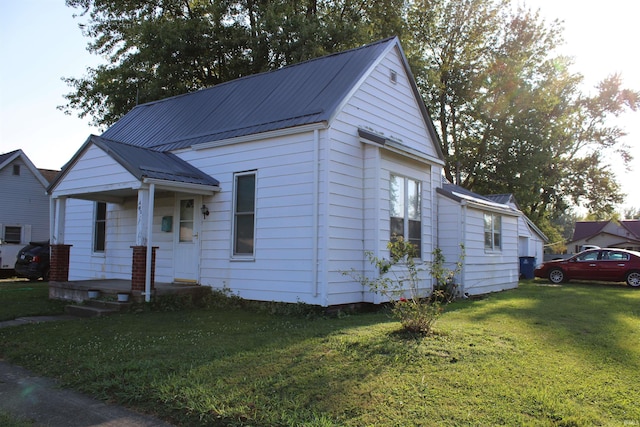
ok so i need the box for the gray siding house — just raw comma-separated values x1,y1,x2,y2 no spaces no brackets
0,150,55,270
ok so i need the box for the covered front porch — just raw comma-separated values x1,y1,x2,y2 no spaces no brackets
46,135,221,302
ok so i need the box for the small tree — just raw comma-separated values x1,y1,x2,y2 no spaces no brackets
346,237,464,335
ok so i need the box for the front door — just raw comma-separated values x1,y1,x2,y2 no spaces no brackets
174,196,200,282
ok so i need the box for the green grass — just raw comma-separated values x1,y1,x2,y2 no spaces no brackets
0,280,639,426
0,280,67,321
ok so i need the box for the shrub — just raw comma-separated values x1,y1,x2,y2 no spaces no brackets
346,238,464,335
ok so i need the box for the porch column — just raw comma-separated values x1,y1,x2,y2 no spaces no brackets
50,244,72,282
132,185,155,301
50,197,72,282
131,246,158,293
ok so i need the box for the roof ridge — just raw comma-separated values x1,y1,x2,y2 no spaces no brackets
130,37,398,111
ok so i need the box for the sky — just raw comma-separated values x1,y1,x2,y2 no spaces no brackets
0,0,639,213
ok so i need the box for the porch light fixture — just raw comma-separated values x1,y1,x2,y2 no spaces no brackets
201,204,210,219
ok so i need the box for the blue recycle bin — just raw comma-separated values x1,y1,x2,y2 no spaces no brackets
519,256,536,279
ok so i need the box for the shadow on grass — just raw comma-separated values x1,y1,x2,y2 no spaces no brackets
466,279,640,371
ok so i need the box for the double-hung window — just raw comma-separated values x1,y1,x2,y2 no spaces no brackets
484,212,501,251
94,202,106,252
390,174,421,255
233,172,256,256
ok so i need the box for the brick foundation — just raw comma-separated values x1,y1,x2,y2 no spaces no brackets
50,244,72,282
130,246,158,292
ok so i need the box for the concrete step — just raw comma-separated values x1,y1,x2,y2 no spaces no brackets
85,299,132,312
64,304,119,318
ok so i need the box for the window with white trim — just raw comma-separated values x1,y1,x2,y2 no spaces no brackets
3,226,21,244
390,174,421,254
93,202,106,252
233,171,256,256
484,213,501,250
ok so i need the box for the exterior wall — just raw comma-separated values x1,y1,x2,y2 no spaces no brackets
0,156,49,242
0,155,50,269
54,145,139,196
179,131,321,304
517,216,544,266
462,208,519,295
437,195,519,296
320,46,441,305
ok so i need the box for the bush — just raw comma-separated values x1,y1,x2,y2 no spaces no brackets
346,238,463,335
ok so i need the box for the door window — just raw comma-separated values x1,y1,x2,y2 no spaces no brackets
179,199,194,242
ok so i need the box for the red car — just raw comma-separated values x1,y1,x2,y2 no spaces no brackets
534,248,640,287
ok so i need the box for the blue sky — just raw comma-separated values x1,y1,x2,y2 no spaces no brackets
1,0,638,211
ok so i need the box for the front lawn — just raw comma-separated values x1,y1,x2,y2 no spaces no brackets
0,280,67,321
0,281,638,426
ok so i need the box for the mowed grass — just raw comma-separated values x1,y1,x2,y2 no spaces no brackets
0,281,638,426
0,280,67,321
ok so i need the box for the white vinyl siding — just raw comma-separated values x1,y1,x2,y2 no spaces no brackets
438,194,519,296
54,145,139,197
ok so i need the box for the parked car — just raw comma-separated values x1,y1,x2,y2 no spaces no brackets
14,241,50,281
534,248,640,287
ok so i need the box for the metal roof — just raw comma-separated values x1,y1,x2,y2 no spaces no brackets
91,136,220,186
101,38,398,152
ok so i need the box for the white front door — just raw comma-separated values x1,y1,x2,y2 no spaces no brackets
174,196,200,282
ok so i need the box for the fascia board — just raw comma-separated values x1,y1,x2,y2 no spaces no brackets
143,178,220,195
190,122,327,152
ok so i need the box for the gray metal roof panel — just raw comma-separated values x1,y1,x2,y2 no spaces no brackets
101,38,395,151
92,136,219,186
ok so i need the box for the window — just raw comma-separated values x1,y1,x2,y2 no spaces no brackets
390,174,421,254
94,202,106,252
484,213,501,250
179,199,194,242
233,172,256,256
4,226,21,244
12,165,20,175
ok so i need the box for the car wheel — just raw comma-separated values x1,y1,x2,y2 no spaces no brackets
626,271,640,287
548,268,565,284
42,268,50,282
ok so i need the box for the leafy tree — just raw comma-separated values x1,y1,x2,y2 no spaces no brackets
405,0,639,225
61,0,404,128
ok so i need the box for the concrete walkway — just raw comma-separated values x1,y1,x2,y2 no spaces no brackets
0,316,174,426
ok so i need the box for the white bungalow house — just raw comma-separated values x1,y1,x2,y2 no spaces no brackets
47,37,533,306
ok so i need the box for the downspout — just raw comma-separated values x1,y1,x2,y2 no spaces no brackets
49,197,55,244
321,131,331,306
313,129,320,297
460,201,467,296
145,183,155,302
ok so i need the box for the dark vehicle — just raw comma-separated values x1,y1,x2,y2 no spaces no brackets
534,248,640,287
14,241,50,281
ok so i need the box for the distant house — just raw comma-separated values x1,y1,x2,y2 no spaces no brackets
437,183,546,295
0,149,57,269
568,220,640,253
46,37,534,305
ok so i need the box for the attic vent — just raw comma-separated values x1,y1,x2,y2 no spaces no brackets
390,70,397,84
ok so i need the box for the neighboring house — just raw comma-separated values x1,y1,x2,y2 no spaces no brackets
436,183,546,295
568,220,640,253
0,149,57,270
46,37,525,306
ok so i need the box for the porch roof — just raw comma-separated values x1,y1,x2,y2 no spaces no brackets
48,135,220,200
